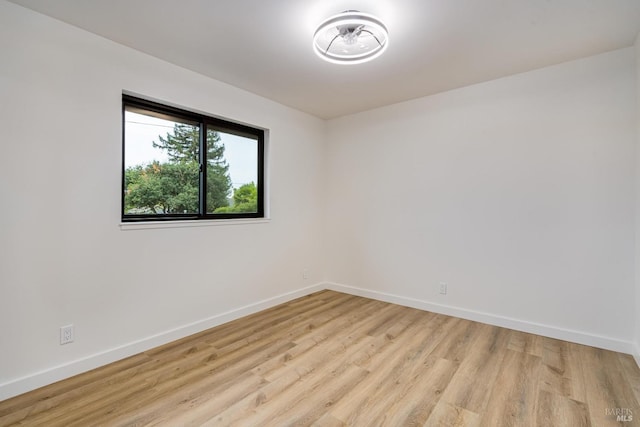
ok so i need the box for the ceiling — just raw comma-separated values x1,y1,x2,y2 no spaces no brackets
9,0,640,119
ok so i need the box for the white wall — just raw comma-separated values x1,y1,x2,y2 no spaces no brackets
326,48,637,351
635,32,640,364
0,1,326,399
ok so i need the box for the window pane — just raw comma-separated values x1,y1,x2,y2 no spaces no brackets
124,108,200,215
122,95,264,221
207,129,258,214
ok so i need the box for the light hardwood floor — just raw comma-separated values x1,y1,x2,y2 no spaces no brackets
1,290,638,426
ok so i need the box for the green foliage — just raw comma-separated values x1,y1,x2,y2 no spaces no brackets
124,123,232,215
233,182,257,205
125,161,199,214
153,123,199,163
214,182,258,214
205,133,232,211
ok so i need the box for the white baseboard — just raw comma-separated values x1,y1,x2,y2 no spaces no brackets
0,283,324,401
324,282,635,355
2,281,635,401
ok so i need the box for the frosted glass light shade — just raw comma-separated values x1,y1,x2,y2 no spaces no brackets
313,11,388,65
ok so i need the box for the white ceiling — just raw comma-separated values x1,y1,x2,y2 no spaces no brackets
9,0,640,119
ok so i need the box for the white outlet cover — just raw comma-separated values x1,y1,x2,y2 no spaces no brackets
60,325,74,345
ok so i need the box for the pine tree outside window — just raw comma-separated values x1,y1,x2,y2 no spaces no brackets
122,95,264,221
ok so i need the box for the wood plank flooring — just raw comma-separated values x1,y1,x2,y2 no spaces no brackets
1,290,638,426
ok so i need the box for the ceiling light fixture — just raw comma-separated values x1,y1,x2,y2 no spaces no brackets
313,10,388,65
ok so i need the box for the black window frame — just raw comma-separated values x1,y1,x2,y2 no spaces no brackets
122,95,265,222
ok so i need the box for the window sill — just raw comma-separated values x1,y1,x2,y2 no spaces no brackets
120,218,270,231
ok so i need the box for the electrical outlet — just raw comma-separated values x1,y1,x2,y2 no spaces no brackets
303,269,309,280
60,324,74,345
439,282,447,295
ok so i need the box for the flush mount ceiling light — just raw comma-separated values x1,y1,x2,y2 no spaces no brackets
313,10,388,65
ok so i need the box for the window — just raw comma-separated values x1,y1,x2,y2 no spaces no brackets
122,95,264,222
